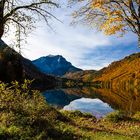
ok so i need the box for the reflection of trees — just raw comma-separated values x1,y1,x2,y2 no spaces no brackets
63,87,140,114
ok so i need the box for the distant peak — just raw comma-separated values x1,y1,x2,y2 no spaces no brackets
32,54,82,76
47,54,55,57
47,54,63,58
55,55,63,58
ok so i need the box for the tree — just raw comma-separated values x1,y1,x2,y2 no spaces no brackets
70,0,140,47
0,0,59,82
0,0,59,47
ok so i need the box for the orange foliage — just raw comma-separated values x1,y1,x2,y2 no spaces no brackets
71,0,139,43
93,53,140,89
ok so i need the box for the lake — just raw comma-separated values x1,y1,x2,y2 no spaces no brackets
43,87,140,118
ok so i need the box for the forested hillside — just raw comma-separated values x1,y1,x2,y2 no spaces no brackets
93,53,140,89
65,53,140,89
0,40,60,90
64,70,97,82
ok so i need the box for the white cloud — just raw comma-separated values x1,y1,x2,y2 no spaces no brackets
21,22,111,69
2,0,138,70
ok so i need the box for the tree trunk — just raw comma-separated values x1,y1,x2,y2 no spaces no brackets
0,23,4,39
0,0,5,39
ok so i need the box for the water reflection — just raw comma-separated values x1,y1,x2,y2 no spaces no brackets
43,89,81,108
43,87,140,117
63,98,113,118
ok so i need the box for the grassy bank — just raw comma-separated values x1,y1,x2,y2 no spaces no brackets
0,81,140,140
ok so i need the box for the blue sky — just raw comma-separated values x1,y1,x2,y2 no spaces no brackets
3,0,140,70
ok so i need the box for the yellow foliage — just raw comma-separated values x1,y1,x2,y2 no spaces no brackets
93,53,140,90
90,0,127,35
71,0,139,38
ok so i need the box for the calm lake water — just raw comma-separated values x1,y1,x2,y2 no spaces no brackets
43,87,140,118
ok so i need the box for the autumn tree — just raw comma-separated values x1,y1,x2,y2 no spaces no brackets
70,0,140,47
0,0,59,47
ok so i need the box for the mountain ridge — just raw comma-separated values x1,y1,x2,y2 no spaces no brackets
0,39,60,90
64,52,140,89
93,52,140,88
33,55,82,76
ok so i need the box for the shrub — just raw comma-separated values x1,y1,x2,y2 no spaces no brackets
132,112,140,121
0,80,63,139
106,111,130,122
62,110,96,120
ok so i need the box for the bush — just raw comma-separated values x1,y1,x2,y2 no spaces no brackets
106,111,130,122
0,80,63,139
62,110,96,120
132,112,140,121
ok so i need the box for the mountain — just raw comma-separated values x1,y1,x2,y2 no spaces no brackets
64,70,97,82
22,57,61,90
0,40,60,90
64,53,140,89
32,55,82,76
92,52,140,88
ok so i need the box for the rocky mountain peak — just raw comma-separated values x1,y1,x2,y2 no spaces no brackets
33,55,82,76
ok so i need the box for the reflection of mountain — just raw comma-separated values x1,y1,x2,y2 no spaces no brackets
43,90,81,107
63,87,140,114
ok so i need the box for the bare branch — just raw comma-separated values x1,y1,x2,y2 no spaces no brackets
4,1,58,22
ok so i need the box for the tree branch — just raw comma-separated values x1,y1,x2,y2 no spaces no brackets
4,1,58,22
